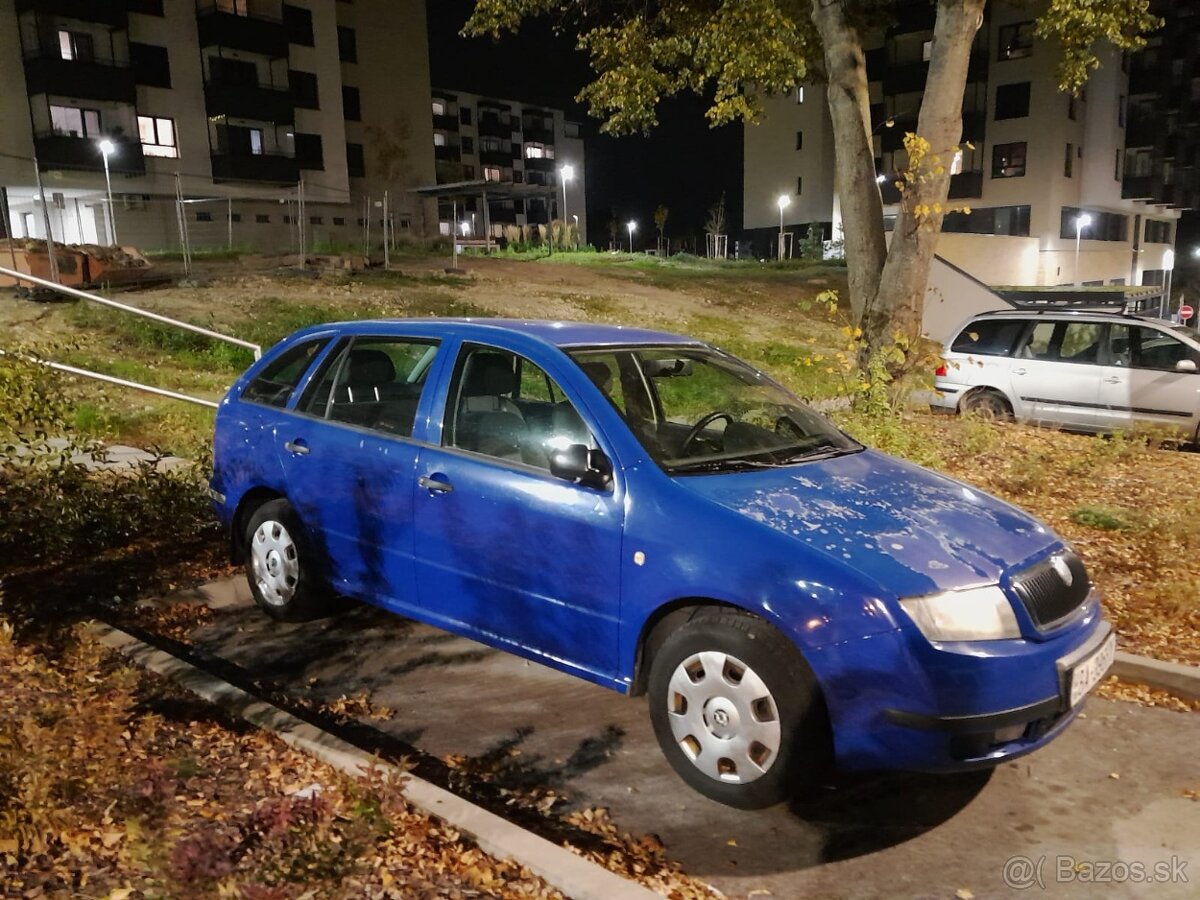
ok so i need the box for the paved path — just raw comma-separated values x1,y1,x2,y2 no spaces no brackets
181,579,1199,899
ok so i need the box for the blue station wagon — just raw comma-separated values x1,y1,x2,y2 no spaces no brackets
211,319,1115,808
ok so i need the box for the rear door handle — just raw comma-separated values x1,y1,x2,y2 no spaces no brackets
1103,376,1122,384
419,474,454,494
1011,367,1027,376
284,439,310,456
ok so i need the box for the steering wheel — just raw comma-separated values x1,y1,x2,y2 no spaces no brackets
680,410,734,455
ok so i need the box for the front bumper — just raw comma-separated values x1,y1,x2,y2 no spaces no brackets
810,602,1110,772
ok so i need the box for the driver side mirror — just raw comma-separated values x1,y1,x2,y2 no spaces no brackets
549,443,613,490
1175,359,1198,373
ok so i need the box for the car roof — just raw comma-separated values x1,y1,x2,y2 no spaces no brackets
295,317,706,348
971,308,1176,327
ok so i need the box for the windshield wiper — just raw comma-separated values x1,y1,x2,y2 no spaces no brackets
779,445,861,464
668,456,782,474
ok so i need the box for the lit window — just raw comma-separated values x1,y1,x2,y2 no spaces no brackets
249,128,264,156
922,40,933,61
433,131,447,147
50,105,100,137
483,166,502,182
432,99,446,116
951,149,963,175
137,115,178,158
58,29,94,62
795,85,805,103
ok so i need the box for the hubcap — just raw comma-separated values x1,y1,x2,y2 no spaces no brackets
666,651,781,784
250,519,299,606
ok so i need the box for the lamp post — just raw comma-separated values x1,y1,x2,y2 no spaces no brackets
1162,247,1175,318
559,163,574,224
776,194,791,261
1074,213,1092,287
98,139,117,246
627,219,637,254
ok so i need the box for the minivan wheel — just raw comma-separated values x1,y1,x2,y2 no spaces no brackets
960,388,1013,421
244,498,332,622
647,610,831,809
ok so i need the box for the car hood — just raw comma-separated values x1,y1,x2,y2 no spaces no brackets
675,449,1058,599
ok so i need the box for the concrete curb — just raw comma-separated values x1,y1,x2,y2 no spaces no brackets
88,622,659,900
1111,651,1200,701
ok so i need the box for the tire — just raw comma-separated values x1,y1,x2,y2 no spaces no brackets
960,388,1013,421
647,609,831,809
243,498,333,622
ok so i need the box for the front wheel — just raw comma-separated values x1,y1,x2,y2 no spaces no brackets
243,498,333,622
647,609,831,809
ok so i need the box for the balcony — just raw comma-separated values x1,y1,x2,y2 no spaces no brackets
478,116,513,138
196,3,288,58
948,170,984,199
1124,113,1157,148
15,0,127,27
34,132,144,175
210,151,298,184
434,144,461,162
961,111,986,143
523,155,557,172
204,82,294,125
23,51,136,103
480,148,514,166
1128,67,1157,95
881,51,985,96
1121,175,1160,201
432,113,459,131
522,125,554,144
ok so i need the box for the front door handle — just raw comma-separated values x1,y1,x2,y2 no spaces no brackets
419,474,454,494
284,439,310,456
1103,376,1122,384
1011,367,1027,376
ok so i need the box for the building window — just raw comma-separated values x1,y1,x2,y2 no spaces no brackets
795,130,803,150
346,142,365,177
208,55,257,87
525,142,553,159
998,21,1034,60
256,214,270,223
462,136,474,153
1068,94,1077,120
991,142,1026,178
1064,143,1073,177
294,133,323,169
309,216,322,225
1059,207,1127,242
951,148,964,175
460,107,472,126
1114,148,1122,181
433,131,447,147
795,85,805,103
796,176,803,194
196,211,212,222
137,115,178,158
463,165,475,179
248,128,264,155
128,0,165,14
337,26,357,63
57,30,94,62
483,166,502,181
942,204,1031,237
1118,95,1126,128
432,99,446,116
282,215,292,224
922,39,933,61
1144,220,1172,244
50,105,100,138
564,121,581,137
215,0,250,14
282,4,314,46
994,82,1030,119
290,70,319,109
129,42,170,87
342,85,360,121
333,216,345,226
512,170,523,182
230,212,242,223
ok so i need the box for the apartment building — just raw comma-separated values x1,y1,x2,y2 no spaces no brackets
429,88,586,242
743,1,1184,290
0,0,435,252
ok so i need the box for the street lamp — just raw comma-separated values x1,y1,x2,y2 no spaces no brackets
1163,247,1175,318
627,219,637,253
559,164,575,224
98,138,117,246
777,194,791,261
1073,213,1092,286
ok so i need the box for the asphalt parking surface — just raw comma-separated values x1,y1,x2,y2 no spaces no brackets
182,585,1199,899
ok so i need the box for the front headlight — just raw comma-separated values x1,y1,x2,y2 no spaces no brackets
899,584,1021,642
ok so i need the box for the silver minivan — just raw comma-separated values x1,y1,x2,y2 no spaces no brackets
932,309,1200,439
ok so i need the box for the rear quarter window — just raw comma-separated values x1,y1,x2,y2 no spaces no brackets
950,319,1027,356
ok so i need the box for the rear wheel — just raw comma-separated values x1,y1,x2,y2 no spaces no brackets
243,498,333,621
960,388,1013,421
647,609,831,809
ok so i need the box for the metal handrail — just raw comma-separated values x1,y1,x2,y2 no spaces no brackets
0,349,219,409
0,265,261,359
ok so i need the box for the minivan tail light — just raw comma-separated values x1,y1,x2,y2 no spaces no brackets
935,363,948,377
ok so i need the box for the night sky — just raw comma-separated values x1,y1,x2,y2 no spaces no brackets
424,1,744,248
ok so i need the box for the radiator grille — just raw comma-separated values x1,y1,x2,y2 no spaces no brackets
1010,552,1091,628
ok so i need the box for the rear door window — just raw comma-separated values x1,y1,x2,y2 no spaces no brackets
950,319,1028,356
241,338,328,407
1017,321,1103,364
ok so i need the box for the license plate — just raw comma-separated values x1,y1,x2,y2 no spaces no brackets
1069,633,1116,707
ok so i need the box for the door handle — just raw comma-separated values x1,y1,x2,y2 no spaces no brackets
284,439,310,456
419,474,454,494
1103,376,1122,384
1011,367,1027,376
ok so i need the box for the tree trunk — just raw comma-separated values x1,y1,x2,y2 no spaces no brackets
809,0,887,324
867,0,985,353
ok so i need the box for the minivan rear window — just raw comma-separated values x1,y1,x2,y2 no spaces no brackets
951,319,1027,356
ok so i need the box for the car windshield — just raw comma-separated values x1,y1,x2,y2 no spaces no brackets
567,345,860,474
1169,324,1200,343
